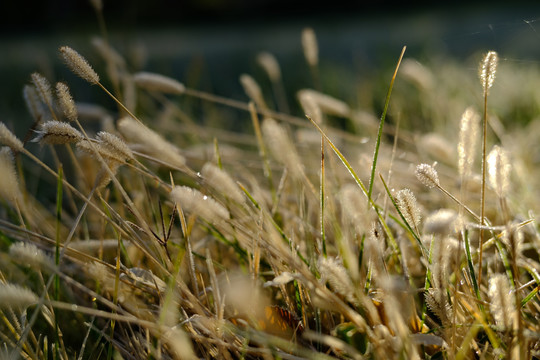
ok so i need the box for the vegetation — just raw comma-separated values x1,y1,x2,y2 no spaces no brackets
1,5,540,359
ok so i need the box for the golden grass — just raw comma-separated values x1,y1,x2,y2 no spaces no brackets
0,24,539,360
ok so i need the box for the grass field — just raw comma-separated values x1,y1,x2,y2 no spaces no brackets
1,5,540,359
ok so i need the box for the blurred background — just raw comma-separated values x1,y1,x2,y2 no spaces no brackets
0,0,539,128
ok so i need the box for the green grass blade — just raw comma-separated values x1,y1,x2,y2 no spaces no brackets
521,286,539,308
367,46,406,201
463,229,480,300
320,137,326,257
379,173,428,257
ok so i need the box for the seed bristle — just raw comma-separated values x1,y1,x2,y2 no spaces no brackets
59,46,100,84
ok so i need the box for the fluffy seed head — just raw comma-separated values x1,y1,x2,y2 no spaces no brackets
89,0,103,11
56,82,78,121
96,131,134,162
415,163,440,188
425,288,453,326
133,72,185,94
301,27,318,67
10,242,54,271
400,58,434,90
424,209,458,235
0,122,23,151
488,274,516,329
170,186,229,224
479,51,498,94
117,117,186,168
365,222,386,275
419,133,454,164
0,147,22,204
318,257,356,304
298,91,323,124
256,52,281,82
240,74,267,109
338,183,369,229
297,89,350,118
396,189,421,230
76,140,126,170
23,85,46,121
31,72,53,107
91,37,126,67
458,107,480,177
487,145,511,198
33,120,83,144
201,162,245,204
59,46,100,84
261,118,303,180
0,283,39,309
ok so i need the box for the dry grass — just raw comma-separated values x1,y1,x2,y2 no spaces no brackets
0,18,540,360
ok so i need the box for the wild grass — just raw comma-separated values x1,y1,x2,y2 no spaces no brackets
1,15,540,360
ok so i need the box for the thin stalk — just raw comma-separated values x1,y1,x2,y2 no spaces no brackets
97,82,141,124
320,135,326,257
463,229,481,301
107,230,122,360
308,116,401,258
249,102,275,201
54,165,63,360
367,46,406,202
479,85,488,287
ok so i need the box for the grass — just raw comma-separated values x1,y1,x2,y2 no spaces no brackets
1,10,540,360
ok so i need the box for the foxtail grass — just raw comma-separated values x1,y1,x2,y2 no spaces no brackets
1,25,539,360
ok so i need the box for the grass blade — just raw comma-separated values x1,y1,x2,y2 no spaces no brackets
367,46,406,201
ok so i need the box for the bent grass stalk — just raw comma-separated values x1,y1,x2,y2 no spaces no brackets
2,26,538,359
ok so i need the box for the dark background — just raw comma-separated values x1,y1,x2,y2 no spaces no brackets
1,0,539,126
1,1,539,34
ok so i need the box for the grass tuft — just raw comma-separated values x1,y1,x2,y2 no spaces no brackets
0,23,539,360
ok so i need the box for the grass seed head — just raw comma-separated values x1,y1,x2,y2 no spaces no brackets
396,189,421,230
0,283,39,310
59,46,100,84
30,72,53,108
301,27,318,67
261,117,303,180
479,50,498,94
419,133,454,164
23,85,46,121
33,120,83,144
458,107,480,177
298,91,323,124
56,82,78,121
133,72,185,94
240,74,267,109
10,242,54,272
0,147,22,204
0,122,23,151
297,89,350,117
96,131,134,162
118,116,186,168
415,163,440,188
424,209,458,235
487,145,511,198
318,256,356,304
92,37,126,67
201,162,245,204
488,274,516,330
89,0,103,11
170,185,229,224
257,52,281,82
